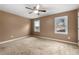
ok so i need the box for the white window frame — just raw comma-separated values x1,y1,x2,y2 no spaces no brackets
34,19,40,32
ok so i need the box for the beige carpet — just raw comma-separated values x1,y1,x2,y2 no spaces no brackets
0,37,79,55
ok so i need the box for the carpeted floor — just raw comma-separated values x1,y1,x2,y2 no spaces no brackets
0,37,79,55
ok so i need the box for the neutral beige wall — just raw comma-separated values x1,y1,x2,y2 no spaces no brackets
0,11,31,42
31,10,78,43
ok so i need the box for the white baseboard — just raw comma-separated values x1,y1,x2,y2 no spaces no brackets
0,36,29,44
0,35,78,45
35,36,78,45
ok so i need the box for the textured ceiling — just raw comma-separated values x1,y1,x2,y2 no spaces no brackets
0,4,79,19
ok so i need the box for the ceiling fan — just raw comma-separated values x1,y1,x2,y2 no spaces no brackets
25,4,46,15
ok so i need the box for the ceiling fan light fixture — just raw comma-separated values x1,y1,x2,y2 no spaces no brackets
34,10,39,13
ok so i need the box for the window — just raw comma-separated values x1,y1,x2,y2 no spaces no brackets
34,19,40,32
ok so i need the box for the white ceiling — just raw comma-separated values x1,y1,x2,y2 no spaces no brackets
0,4,79,19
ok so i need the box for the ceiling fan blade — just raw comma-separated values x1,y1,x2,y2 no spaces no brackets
28,12,33,14
36,4,40,9
25,7,33,10
39,10,46,12
37,13,40,15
